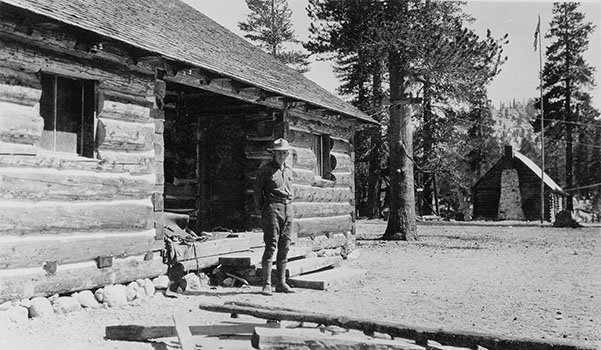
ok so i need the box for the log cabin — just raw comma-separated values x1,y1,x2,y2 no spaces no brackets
0,0,377,302
472,146,568,222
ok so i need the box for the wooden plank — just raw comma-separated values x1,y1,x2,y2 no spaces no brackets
0,141,36,155
0,168,155,201
0,252,167,302
105,322,273,341
173,313,196,350
293,184,353,203
0,101,44,144
171,237,254,262
257,256,342,278
294,215,353,238
288,267,367,291
295,233,350,252
218,246,312,267
198,304,598,350
332,171,353,187
286,256,342,277
0,229,156,269
292,202,353,219
0,199,153,235
252,327,426,350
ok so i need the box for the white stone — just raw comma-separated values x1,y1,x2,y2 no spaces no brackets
52,296,81,314
143,278,155,296
103,285,128,307
183,273,201,291
18,299,32,309
47,294,59,303
152,275,170,289
29,297,54,318
2,305,28,325
126,282,139,301
94,288,104,303
77,290,101,308
346,249,361,260
135,279,145,288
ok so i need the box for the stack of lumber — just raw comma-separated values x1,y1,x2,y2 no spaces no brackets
217,245,366,291
105,303,597,350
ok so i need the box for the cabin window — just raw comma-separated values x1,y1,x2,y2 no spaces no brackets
39,73,96,157
312,134,335,180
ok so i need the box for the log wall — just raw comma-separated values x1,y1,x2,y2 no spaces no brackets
0,12,164,302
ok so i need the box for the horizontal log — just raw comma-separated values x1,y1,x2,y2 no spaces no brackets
293,215,353,238
0,101,44,144
288,129,316,149
97,118,154,152
292,168,315,186
100,89,154,109
0,142,36,155
331,151,352,172
292,202,353,219
295,232,350,251
0,83,42,106
332,172,353,187
96,149,155,174
0,66,41,89
0,229,156,269
290,146,317,171
99,100,151,123
0,167,156,201
200,303,598,350
293,184,353,203
0,199,153,235
332,138,351,153
170,236,257,262
287,116,353,140
0,151,154,174
0,251,167,302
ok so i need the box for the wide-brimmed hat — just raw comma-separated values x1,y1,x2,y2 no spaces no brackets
268,138,290,151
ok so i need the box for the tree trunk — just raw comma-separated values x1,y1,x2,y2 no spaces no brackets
366,129,382,219
421,83,434,216
382,53,417,241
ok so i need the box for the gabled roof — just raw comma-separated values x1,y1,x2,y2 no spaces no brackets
514,151,565,194
2,0,376,124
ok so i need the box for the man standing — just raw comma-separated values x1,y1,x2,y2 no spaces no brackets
253,138,295,295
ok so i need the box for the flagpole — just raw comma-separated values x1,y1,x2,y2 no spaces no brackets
537,14,545,225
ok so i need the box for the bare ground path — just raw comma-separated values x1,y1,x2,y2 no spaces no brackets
1,221,599,349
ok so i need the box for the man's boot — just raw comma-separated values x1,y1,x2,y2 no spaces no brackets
261,260,273,296
275,261,295,293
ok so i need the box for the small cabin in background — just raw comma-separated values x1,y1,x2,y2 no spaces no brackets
0,0,376,302
472,146,568,222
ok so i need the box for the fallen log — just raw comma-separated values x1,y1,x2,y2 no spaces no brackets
173,313,196,350
197,303,597,350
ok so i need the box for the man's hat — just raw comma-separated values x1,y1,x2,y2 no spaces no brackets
268,138,290,151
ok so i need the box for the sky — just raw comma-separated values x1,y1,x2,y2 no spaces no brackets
186,0,601,111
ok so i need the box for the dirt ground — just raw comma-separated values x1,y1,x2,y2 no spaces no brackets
1,220,599,350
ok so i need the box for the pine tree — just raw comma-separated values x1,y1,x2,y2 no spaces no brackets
307,0,506,239
238,0,310,73
533,3,597,210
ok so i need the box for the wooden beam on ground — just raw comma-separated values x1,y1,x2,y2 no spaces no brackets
288,267,366,291
105,322,276,342
257,256,342,278
173,313,196,350
197,303,598,350
218,246,312,267
252,327,427,350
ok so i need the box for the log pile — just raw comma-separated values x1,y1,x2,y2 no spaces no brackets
105,302,598,350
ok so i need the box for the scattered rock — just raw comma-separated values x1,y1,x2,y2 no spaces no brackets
77,290,101,309
103,285,127,307
143,278,156,296
0,301,13,311
222,277,235,287
94,288,104,303
1,305,28,325
29,297,53,318
153,275,170,290
183,273,202,291
346,249,361,260
135,279,145,288
47,294,59,303
126,282,139,301
52,296,81,314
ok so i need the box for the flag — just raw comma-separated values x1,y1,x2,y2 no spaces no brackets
534,15,540,51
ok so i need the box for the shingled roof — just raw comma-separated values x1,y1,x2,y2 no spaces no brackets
2,0,375,124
